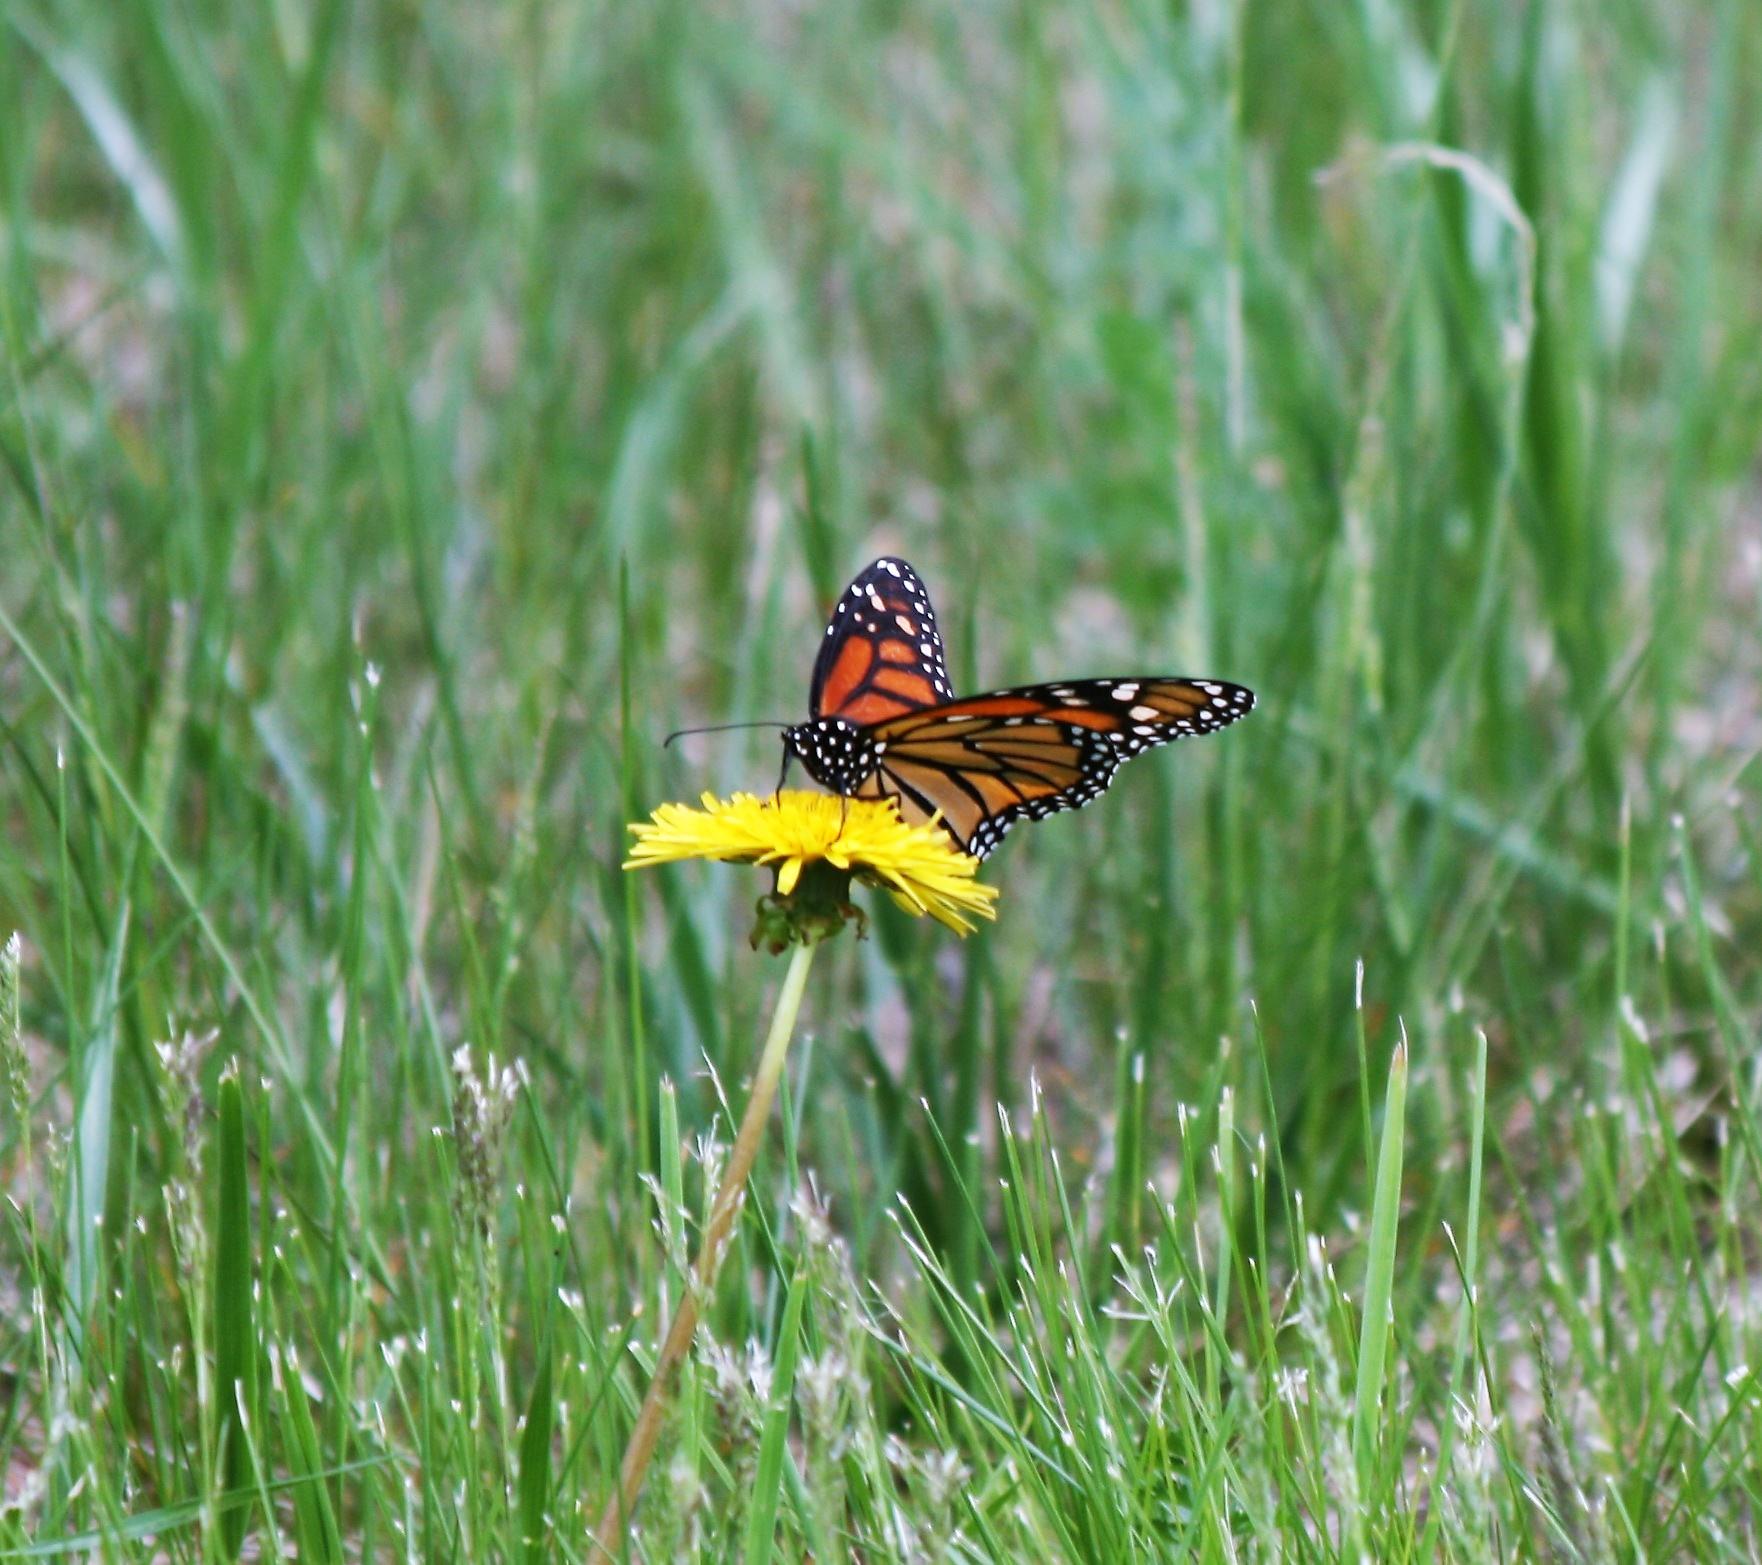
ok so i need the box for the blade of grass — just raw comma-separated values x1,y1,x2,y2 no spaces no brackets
64,897,128,1360
272,1336,343,1565
1353,1027,1408,1485
619,558,649,1183
517,1321,555,1565
214,1063,259,1558
1418,1024,1488,1558
742,1264,808,1563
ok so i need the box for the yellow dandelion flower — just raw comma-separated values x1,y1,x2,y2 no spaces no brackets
626,790,998,938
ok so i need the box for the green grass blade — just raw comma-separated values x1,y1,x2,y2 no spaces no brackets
273,1339,343,1565
742,1266,809,1564
65,899,128,1357
214,1063,259,1558
1353,1030,1408,1488
517,1328,555,1565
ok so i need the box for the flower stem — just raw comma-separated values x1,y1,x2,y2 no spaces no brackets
593,939,817,1555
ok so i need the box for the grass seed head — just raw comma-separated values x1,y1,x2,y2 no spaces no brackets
449,1045,529,1238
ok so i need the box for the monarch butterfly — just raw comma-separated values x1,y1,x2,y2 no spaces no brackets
781,557,1254,858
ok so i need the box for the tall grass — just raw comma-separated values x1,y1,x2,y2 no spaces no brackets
3,0,1761,1557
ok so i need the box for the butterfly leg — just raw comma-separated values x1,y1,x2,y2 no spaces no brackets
773,749,792,801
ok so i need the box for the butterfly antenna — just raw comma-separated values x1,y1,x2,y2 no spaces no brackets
663,720,791,749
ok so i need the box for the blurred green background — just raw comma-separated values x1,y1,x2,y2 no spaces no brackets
4,0,1762,1557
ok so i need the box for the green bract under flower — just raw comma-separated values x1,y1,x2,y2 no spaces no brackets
625,790,998,937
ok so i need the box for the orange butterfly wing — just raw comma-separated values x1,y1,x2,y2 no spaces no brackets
809,558,954,726
865,678,1255,857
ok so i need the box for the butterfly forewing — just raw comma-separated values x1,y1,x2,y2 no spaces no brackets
868,677,1255,857
810,557,954,726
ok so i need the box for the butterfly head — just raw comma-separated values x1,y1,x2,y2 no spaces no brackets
783,717,881,796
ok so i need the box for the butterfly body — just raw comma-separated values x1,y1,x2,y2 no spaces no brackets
784,557,1254,858
782,717,884,796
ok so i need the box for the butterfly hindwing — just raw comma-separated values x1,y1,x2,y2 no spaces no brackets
810,557,954,726
867,677,1255,857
